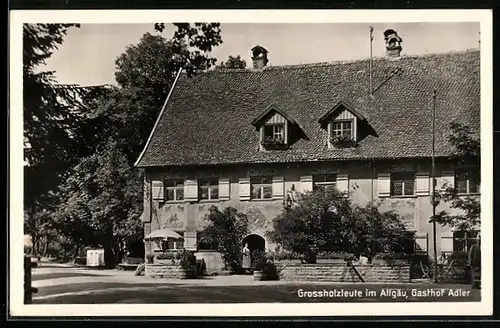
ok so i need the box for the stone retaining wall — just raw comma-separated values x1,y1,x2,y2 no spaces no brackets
437,264,469,283
278,263,410,283
145,264,190,279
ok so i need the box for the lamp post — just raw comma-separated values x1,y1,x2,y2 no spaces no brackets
430,89,441,283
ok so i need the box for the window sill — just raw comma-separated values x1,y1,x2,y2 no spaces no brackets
388,195,418,199
198,199,223,203
456,193,480,197
249,198,277,202
161,200,187,205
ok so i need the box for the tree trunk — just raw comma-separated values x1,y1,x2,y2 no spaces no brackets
73,243,81,260
104,247,116,269
42,238,49,258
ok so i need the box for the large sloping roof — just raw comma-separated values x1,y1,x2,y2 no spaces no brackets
136,50,480,168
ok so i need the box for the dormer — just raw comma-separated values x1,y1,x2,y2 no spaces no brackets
252,105,300,150
318,101,367,149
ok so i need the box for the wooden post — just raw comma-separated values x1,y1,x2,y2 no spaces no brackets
24,256,38,304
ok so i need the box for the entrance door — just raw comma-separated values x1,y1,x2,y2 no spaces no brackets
242,234,265,252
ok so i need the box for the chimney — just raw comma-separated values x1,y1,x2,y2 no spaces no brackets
251,45,269,69
383,29,403,58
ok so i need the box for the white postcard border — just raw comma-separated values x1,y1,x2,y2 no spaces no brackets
9,9,493,317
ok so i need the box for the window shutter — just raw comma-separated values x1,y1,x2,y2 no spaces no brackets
415,172,430,196
440,231,454,253
219,178,230,200
152,180,164,200
300,175,313,193
441,170,455,189
239,178,251,201
336,174,349,193
377,173,391,197
184,179,198,201
272,177,285,199
184,232,197,251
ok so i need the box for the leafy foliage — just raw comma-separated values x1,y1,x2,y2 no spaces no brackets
268,187,411,261
23,23,109,256
154,23,223,76
55,141,143,267
50,24,224,264
432,122,480,231
216,55,247,69
200,206,249,271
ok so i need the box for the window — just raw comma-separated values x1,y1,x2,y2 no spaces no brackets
313,174,337,191
455,170,480,194
199,179,219,200
331,121,353,138
453,230,480,253
251,177,273,199
165,180,184,201
390,172,415,196
263,124,285,144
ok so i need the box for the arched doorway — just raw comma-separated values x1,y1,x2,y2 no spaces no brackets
242,234,266,252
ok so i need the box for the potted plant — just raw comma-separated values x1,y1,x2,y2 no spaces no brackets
155,250,181,264
330,135,358,148
179,250,197,279
146,253,155,264
252,250,267,281
316,251,350,264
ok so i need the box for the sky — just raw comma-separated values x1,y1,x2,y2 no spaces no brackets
43,22,480,86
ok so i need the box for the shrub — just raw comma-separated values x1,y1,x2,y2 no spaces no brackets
156,251,182,260
317,251,356,261
269,187,412,260
179,250,197,272
251,249,267,271
200,206,249,272
449,251,469,265
268,249,302,261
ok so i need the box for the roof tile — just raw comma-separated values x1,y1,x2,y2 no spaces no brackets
136,50,480,167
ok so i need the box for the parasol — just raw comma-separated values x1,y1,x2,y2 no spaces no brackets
144,228,183,241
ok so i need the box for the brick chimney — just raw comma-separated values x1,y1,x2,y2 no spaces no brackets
383,29,403,58
251,45,269,69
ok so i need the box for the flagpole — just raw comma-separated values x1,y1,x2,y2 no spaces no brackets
369,26,374,96
432,89,438,283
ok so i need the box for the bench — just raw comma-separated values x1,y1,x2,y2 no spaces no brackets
117,257,143,271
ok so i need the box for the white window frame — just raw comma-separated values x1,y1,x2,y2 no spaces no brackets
455,170,480,195
390,172,416,197
452,230,480,253
330,120,353,138
198,179,219,200
165,180,184,201
263,123,285,143
250,177,273,200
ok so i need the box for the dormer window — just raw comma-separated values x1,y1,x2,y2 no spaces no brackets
262,123,285,145
252,104,303,150
318,101,367,149
331,121,353,138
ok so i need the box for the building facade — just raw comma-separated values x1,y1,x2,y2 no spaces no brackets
135,32,480,259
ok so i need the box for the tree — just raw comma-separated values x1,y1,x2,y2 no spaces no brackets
23,23,109,255
154,23,223,76
216,55,247,69
432,122,481,231
268,187,410,262
200,206,249,271
54,24,224,264
55,140,143,267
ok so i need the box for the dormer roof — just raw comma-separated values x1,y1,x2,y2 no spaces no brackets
318,101,366,128
251,104,297,129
